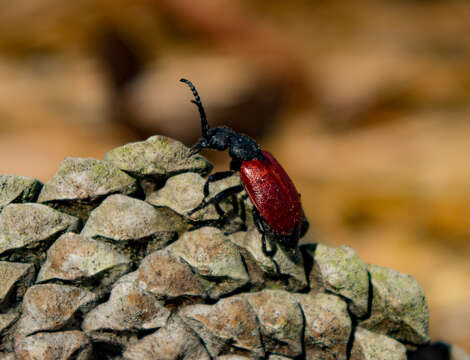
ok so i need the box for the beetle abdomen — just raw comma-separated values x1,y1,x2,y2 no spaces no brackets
240,150,303,235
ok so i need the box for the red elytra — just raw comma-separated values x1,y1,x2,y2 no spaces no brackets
240,150,303,235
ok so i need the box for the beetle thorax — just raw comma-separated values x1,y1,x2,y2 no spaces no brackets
203,127,261,161
228,134,261,161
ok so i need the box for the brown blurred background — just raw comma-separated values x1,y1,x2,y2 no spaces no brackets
0,0,469,351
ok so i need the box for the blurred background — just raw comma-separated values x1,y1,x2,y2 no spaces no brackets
0,0,469,351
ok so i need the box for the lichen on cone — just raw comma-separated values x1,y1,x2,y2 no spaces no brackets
0,135,464,360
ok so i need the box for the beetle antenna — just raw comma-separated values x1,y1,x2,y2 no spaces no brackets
180,78,210,138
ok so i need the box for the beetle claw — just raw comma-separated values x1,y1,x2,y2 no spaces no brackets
188,202,206,215
190,143,203,155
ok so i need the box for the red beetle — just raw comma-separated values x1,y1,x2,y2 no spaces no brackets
181,78,309,256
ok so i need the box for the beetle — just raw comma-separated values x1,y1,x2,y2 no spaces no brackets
180,78,309,257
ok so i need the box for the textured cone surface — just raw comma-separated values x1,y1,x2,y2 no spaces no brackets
0,135,461,360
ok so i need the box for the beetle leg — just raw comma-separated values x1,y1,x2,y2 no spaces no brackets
222,193,249,235
300,212,310,238
191,217,226,230
218,194,246,235
226,193,249,233
252,207,263,232
224,194,247,234
210,185,244,207
189,185,244,215
213,202,225,218
230,194,239,215
203,171,238,218
239,193,249,202
262,235,278,258
203,170,236,197
252,207,277,257
238,195,247,231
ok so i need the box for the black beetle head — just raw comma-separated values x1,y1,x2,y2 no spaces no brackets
181,78,261,161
